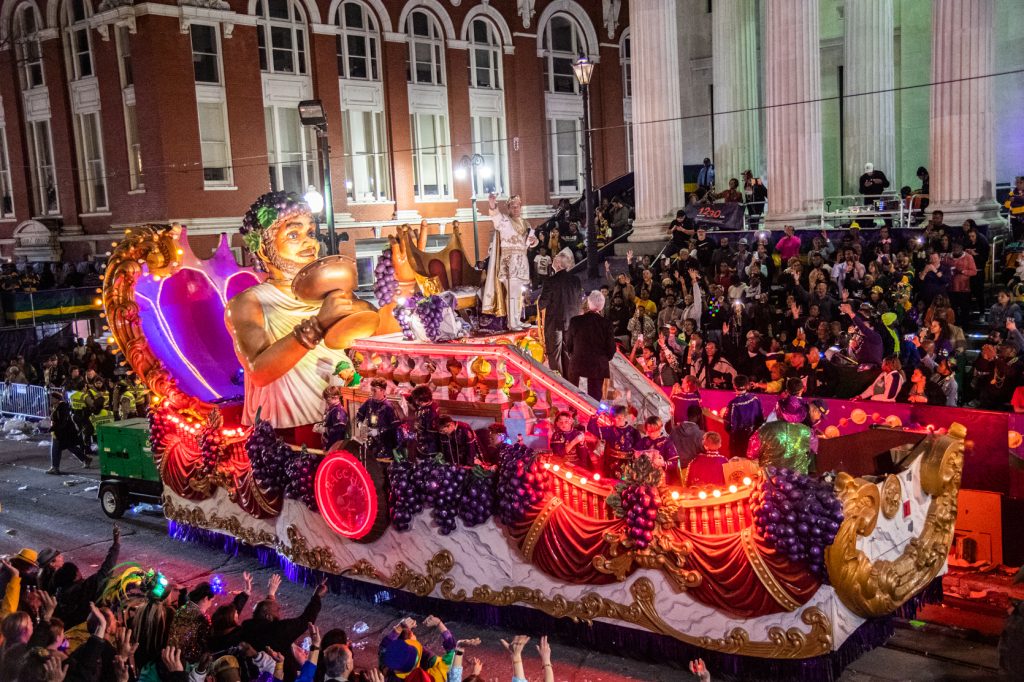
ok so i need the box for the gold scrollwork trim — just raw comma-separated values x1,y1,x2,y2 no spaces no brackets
164,496,833,659
163,495,278,548
739,528,801,612
880,475,902,520
825,424,966,618
522,497,562,561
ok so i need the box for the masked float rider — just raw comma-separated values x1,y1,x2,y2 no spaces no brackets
355,378,401,459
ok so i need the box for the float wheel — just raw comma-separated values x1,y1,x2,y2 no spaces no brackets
314,448,390,542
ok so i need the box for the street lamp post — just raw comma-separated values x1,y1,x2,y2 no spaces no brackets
455,153,489,262
298,100,338,255
572,55,598,279
304,185,324,245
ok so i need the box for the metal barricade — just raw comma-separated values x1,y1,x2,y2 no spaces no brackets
0,382,51,419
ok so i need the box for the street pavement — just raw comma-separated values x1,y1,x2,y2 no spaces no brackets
0,436,1004,681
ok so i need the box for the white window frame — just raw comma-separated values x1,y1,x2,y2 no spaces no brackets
0,127,14,218
342,109,390,203
265,105,317,195
468,17,501,90
335,0,380,81
13,4,45,90
410,112,452,200
548,117,582,197
542,14,585,95
28,120,59,216
123,103,143,190
115,24,133,88
190,23,224,85
471,115,508,197
406,8,445,86
621,32,632,99
197,100,233,187
256,0,309,76
62,0,94,81
74,111,108,212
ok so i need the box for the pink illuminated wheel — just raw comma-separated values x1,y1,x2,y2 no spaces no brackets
315,448,390,542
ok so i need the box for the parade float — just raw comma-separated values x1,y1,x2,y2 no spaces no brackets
100,197,966,680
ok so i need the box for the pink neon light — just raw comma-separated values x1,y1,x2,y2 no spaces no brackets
314,449,378,540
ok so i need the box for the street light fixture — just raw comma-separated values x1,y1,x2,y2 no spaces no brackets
456,153,489,262
572,54,598,278
304,185,324,245
298,99,337,255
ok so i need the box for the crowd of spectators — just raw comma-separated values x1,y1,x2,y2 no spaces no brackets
0,263,103,294
0,527,696,682
561,205,1024,412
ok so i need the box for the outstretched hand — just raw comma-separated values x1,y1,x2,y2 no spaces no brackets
500,635,531,657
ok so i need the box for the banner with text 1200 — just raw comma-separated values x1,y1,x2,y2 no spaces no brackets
684,202,745,231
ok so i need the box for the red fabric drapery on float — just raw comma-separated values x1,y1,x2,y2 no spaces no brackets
511,501,821,617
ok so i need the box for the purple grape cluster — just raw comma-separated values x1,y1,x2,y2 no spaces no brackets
199,428,223,476
458,466,497,527
620,484,661,549
427,464,468,534
413,295,451,342
246,419,290,495
284,450,320,512
396,294,423,341
373,251,399,305
387,459,424,531
148,409,168,456
495,443,551,525
751,466,844,580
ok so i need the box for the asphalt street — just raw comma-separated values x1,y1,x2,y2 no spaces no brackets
0,435,1003,681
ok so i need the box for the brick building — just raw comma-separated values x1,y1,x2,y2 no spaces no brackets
0,0,632,281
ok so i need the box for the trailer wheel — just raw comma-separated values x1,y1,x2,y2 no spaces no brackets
100,483,127,519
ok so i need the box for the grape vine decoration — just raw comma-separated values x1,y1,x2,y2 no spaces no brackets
606,455,669,550
284,447,321,512
373,250,399,305
495,442,550,525
750,466,844,581
245,418,291,496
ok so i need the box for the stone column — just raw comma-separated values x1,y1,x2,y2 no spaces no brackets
928,0,1000,222
843,0,895,194
764,0,824,225
628,0,686,242
712,0,762,188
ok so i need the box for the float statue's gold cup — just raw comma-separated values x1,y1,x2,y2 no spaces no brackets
292,255,380,349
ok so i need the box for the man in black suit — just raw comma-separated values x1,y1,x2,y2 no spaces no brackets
565,290,617,400
538,250,583,376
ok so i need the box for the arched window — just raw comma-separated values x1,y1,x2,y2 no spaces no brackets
542,14,585,94
406,8,444,85
62,0,93,80
336,0,380,80
255,0,308,75
12,3,44,89
468,17,501,90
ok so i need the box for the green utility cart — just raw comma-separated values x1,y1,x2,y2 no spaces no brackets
96,418,162,518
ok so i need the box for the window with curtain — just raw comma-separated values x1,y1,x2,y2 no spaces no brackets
116,24,133,87
256,0,308,75
13,4,45,89
265,106,316,194
62,0,93,80
124,104,143,190
542,14,584,94
548,118,582,196
198,102,232,185
343,110,390,202
468,18,501,89
336,0,380,80
410,113,451,198
406,9,444,85
75,112,108,211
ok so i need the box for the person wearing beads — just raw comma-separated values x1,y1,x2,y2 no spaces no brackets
225,192,374,442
